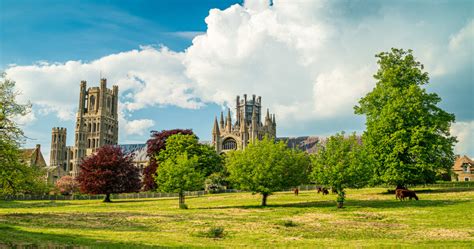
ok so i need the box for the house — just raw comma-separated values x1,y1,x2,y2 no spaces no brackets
452,155,474,181
20,144,47,168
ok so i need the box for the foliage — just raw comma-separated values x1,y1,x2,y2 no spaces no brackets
354,48,457,187
0,73,31,144
77,146,141,202
226,136,310,206
156,134,223,177
0,73,46,196
143,129,194,191
205,172,228,193
155,153,205,207
310,133,370,207
55,175,79,195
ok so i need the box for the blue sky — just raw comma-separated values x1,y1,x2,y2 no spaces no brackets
1,0,473,162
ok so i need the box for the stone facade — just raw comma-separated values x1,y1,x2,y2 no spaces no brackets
49,78,119,180
212,94,276,153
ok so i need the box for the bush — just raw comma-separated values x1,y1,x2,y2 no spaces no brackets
280,220,297,227
200,226,225,238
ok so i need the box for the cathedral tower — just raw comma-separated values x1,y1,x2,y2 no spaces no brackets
50,127,68,172
71,79,119,177
212,94,276,154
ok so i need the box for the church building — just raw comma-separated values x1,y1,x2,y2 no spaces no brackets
212,94,276,153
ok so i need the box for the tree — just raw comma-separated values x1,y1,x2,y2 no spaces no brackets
77,146,141,202
226,137,310,206
143,129,194,191
310,132,371,208
0,73,44,196
55,175,79,195
155,153,205,208
354,48,457,187
156,134,223,177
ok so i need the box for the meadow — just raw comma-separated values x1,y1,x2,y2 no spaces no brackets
0,186,473,248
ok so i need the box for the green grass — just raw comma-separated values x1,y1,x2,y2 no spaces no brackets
0,187,473,248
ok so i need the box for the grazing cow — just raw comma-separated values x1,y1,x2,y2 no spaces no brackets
398,189,419,201
331,188,338,194
395,189,404,200
317,187,322,194
322,188,329,195
293,188,299,196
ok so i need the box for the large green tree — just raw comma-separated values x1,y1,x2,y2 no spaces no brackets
156,134,223,177
226,137,310,206
354,48,457,187
310,132,371,208
0,73,45,196
155,153,205,208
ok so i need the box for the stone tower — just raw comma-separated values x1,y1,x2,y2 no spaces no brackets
50,127,68,172
71,79,119,177
212,94,276,154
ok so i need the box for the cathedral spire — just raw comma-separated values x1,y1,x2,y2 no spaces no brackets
212,116,220,135
226,108,232,132
220,111,224,129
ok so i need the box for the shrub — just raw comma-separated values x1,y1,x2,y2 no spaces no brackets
280,220,297,227
200,226,225,238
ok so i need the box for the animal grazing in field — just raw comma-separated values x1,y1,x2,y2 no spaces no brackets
331,188,338,194
397,189,419,201
293,188,299,196
322,188,329,195
317,187,329,195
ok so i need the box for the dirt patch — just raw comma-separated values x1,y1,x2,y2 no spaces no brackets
417,228,474,240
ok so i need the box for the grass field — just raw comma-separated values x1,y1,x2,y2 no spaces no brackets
0,187,473,248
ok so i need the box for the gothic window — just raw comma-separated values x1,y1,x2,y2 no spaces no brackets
223,138,237,150
93,123,96,132
107,97,111,110
90,95,95,111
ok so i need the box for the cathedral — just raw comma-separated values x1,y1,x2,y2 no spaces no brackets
49,79,119,181
212,94,276,153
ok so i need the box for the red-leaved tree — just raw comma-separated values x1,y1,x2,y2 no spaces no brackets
55,175,79,195
142,129,194,191
77,146,141,202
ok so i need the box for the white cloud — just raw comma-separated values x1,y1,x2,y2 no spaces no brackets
451,121,474,157
5,0,473,151
13,111,37,126
122,118,155,136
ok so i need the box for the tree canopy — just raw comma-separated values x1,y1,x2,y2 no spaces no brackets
143,129,194,191
354,48,457,187
226,137,310,206
77,146,141,202
155,153,205,208
156,134,223,177
0,73,45,196
310,132,371,207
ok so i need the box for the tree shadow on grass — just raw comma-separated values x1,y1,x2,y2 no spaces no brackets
0,200,76,209
197,198,470,210
0,225,201,249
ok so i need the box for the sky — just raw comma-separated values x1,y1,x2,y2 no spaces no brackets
1,0,473,164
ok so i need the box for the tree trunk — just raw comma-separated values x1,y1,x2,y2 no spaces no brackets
179,192,185,208
103,193,111,202
261,193,268,206
337,201,344,208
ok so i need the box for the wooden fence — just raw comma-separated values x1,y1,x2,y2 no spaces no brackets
2,182,472,201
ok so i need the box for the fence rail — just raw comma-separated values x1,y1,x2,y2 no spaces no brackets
2,182,472,201
2,189,242,201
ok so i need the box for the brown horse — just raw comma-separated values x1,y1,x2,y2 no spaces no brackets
293,188,299,196
397,189,419,201
317,187,322,193
322,188,329,195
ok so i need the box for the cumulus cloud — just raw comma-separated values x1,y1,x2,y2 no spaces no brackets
4,0,473,154
122,118,155,136
451,121,474,156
